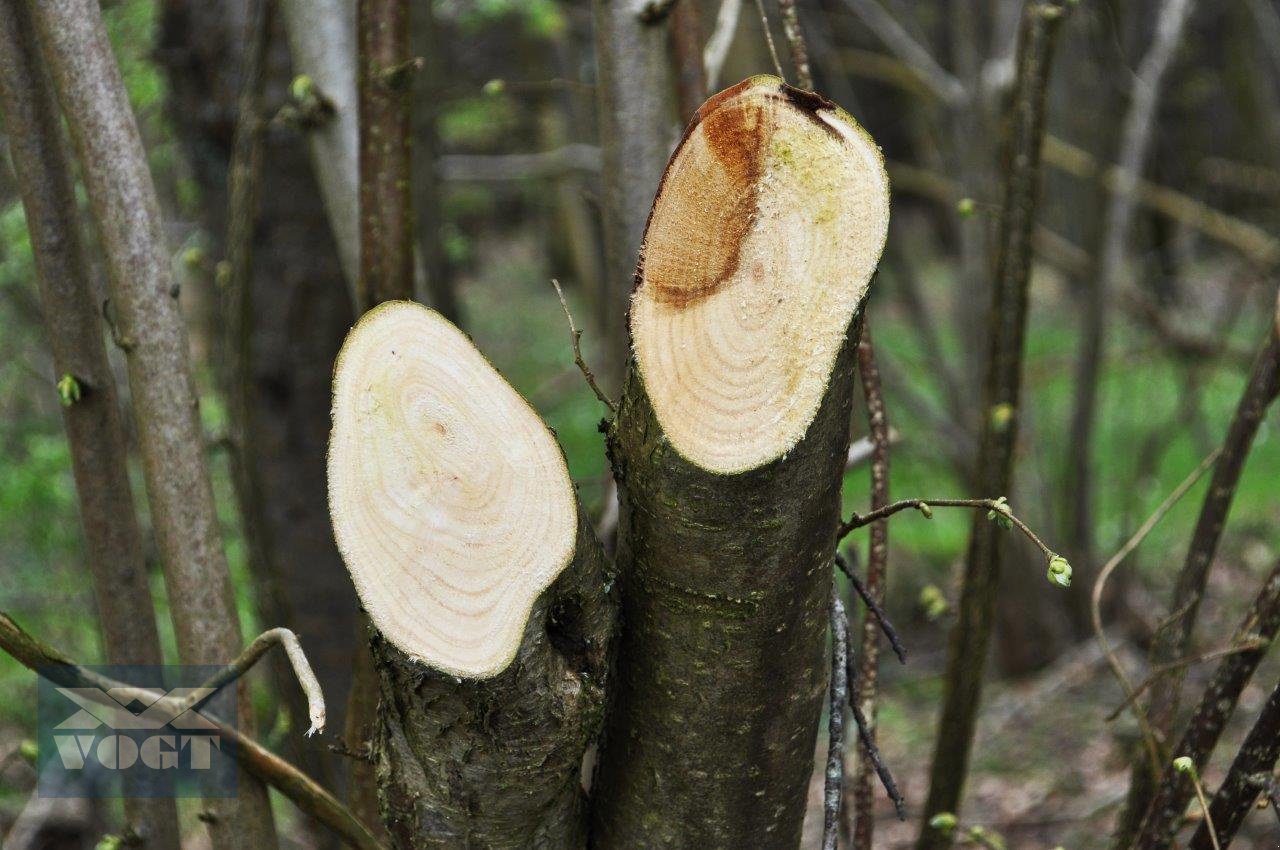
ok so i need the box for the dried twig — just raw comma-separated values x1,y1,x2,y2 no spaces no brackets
194,628,327,736
752,0,785,80
0,614,385,850
836,551,906,664
551,279,615,412
1105,638,1268,721
843,604,907,820
837,0,967,105
776,0,811,89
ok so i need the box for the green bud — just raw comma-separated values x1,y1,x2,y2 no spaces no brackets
986,496,1012,530
181,245,206,269
956,197,976,217
989,402,1014,431
920,585,949,620
96,836,124,850
290,74,315,102
1047,555,1072,588
929,812,958,835
483,78,506,96
917,502,933,519
1173,755,1195,774
57,373,82,407
18,739,37,764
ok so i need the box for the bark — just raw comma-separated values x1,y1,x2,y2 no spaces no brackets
1133,560,1280,850
280,0,361,299
373,514,614,849
916,3,1069,846
1120,326,1280,843
590,317,862,848
670,0,708,122
590,0,676,375
410,0,462,325
849,328,891,850
157,0,360,810
1187,678,1280,850
356,0,414,311
29,1,278,846
0,3,180,845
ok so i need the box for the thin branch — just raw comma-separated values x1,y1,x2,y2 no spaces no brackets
824,593,849,850
836,551,906,664
1105,638,1268,721
752,0,785,80
1091,448,1220,777
836,0,968,106
704,0,743,90
0,614,386,850
193,628,327,737
777,0,812,89
843,604,907,820
1183,763,1221,850
551,279,615,412
839,497,1056,564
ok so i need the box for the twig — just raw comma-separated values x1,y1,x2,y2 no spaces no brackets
752,0,785,80
1105,638,1268,721
704,0,743,90
836,551,906,664
1091,449,1220,776
838,497,1056,564
843,604,907,820
0,614,385,850
776,0,812,89
551,279,615,412
824,593,849,850
836,0,967,106
1174,759,1220,850
191,628,327,736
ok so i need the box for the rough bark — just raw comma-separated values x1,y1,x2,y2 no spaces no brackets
356,0,414,311
1187,678,1280,850
1132,559,1280,850
28,1,278,846
916,3,1069,847
372,514,614,849
590,316,862,847
0,3,180,845
590,0,676,375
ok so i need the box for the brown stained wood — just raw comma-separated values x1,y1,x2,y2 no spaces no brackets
631,76,889,475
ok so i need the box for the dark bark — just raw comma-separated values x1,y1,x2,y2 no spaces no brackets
849,327,891,850
1132,560,1280,850
1188,678,1280,850
1118,327,1280,841
371,513,614,849
357,0,414,311
916,3,1070,847
410,0,461,325
30,0,278,845
0,3,180,845
590,316,862,848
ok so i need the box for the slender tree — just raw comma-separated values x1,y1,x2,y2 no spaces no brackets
28,0,277,845
917,3,1071,846
0,2,180,845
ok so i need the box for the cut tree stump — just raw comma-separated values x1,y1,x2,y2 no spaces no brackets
590,76,890,848
328,302,614,848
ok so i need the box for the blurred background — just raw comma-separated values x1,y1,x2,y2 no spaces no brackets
1,0,1278,847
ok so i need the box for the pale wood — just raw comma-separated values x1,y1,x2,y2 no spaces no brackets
630,75,890,474
328,301,577,678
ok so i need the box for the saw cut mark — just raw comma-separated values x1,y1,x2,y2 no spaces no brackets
328,301,576,678
631,75,890,474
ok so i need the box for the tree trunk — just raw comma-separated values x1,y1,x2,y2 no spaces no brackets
328,302,615,848
589,77,889,849
0,3,180,845
30,0,278,846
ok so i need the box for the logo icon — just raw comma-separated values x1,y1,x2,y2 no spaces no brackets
37,666,237,798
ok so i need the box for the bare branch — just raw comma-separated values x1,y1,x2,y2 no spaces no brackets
552,279,616,412
836,551,906,665
823,594,849,850
837,0,968,106
195,628,327,737
703,0,743,90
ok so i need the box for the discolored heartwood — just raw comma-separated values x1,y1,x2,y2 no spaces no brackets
591,77,889,848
